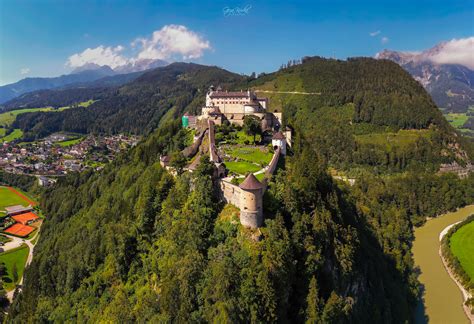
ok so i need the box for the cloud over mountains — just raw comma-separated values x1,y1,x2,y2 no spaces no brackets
66,25,211,71
376,36,474,69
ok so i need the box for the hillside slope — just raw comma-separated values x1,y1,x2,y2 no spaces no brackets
12,63,246,140
9,122,417,323
376,49,474,113
0,68,116,104
245,57,472,171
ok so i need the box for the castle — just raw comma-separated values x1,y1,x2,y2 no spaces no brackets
178,87,289,229
199,86,282,130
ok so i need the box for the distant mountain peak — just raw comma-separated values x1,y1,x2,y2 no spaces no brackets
71,63,115,75
70,58,168,75
376,41,474,113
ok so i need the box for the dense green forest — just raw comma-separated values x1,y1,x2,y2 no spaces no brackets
12,63,245,141
7,57,474,322
10,58,473,170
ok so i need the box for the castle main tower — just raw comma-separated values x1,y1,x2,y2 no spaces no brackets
239,173,264,228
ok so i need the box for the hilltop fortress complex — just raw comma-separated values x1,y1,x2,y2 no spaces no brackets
176,87,290,229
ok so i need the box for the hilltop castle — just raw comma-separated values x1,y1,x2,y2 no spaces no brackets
200,86,282,130
178,86,290,229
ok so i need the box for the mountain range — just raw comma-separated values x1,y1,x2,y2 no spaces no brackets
376,44,474,113
0,58,168,105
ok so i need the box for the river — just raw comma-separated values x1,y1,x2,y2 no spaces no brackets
413,205,474,324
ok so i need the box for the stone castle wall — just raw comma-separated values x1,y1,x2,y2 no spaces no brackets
220,180,241,207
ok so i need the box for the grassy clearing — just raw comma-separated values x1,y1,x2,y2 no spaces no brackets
0,235,11,244
0,187,31,210
225,161,261,175
225,146,273,166
57,137,83,147
450,220,474,281
0,100,96,128
0,107,57,127
0,244,29,291
355,129,430,149
0,128,5,137
0,128,23,143
444,113,469,129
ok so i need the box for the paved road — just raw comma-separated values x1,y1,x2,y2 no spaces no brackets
1,231,38,303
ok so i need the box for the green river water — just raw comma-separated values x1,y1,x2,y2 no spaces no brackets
413,205,474,324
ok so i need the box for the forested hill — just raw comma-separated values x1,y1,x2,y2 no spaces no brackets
249,56,448,130
8,121,417,322
12,63,246,140
7,57,474,322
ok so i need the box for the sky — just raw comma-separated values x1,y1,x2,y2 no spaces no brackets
0,0,473,85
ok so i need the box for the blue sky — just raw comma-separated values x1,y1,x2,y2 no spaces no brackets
0,0,473,85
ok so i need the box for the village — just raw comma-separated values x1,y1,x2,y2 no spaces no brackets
0,133,140,179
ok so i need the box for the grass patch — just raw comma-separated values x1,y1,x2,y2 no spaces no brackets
225,146,273,165
444,113,469,129
0,129,23,143
0,235,11,244
0,187,31,210
57,137,83,147
225,161,261,175
0,100,96,128
30,234,39,245
355,129,430,149
450,220,474,281
0,244,29,291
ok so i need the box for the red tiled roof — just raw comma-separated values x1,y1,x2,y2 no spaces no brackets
239,174,264,190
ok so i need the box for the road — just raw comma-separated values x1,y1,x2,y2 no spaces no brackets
254,89,322,95
1,230,39,303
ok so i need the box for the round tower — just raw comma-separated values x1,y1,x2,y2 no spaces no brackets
239,174,264,228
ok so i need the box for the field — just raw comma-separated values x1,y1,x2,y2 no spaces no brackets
57,137,83,147
0,244,30,291
450,220,474,281
0,128,23,143
224,146,273,166
444,112,469,128
355,129,431,149
0,100,96,128
0,187,31,211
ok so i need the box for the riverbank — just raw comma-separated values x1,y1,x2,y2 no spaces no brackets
413,205,474,324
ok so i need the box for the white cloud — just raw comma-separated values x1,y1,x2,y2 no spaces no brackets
66,25,211,70
430,37,474,69
135,25,211,60
20,68,30,75
66,45,128,68
369,30,381,37
381,37,389,44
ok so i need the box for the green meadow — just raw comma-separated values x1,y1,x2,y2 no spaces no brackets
0,129,23,143
450,220,474,281
0,100,96,128
225,161,261,175
355,129,431,149
445,113,469,128
0,244,30,291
